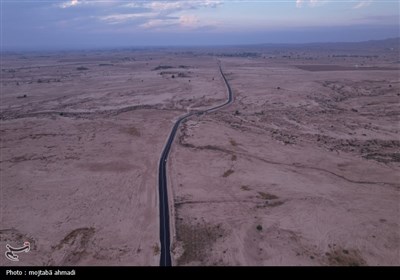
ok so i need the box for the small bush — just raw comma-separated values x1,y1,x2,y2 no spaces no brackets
76,66,89,71
230,139,237,146
256,225,263,231
153,244,160,255
258,192,278,200
153,65,173,71
222,169,234,177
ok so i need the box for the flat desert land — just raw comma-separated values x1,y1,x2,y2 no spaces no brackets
1,40,399,266
0,51,225,265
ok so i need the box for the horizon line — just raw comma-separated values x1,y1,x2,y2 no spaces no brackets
2,37,399,53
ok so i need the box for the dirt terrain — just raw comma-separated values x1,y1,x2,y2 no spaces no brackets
1,39,399,266
0,51,225,265
170,42,400,266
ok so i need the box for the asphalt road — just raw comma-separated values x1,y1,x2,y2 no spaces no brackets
158,63,233,266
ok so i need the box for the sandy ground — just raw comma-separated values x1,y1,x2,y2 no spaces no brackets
169,44,400,266
1,40,399,266
0,52,224,265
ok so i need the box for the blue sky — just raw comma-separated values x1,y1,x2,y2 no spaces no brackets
2,0,399,50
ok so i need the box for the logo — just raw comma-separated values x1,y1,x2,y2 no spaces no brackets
5,241,30,261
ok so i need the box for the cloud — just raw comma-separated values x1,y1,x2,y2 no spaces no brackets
96,0,221,30
125,0,222,13
140,18,179,29
138,14,205,30
150,2,193,12
99,13,158,24
296,0,304,8
296,0,327,8
58,0,119,9
179,15,200,27
354,0,373,9
309,0,320,7
59,0,80,9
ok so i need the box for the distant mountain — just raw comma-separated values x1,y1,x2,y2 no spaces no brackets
255,37,399,52
301,37,400,51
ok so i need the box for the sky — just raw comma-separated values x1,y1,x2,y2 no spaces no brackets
1,0,399,50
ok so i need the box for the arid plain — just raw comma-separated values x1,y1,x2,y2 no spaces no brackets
1,39,399,266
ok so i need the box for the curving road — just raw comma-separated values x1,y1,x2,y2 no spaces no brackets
158,63,233,266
